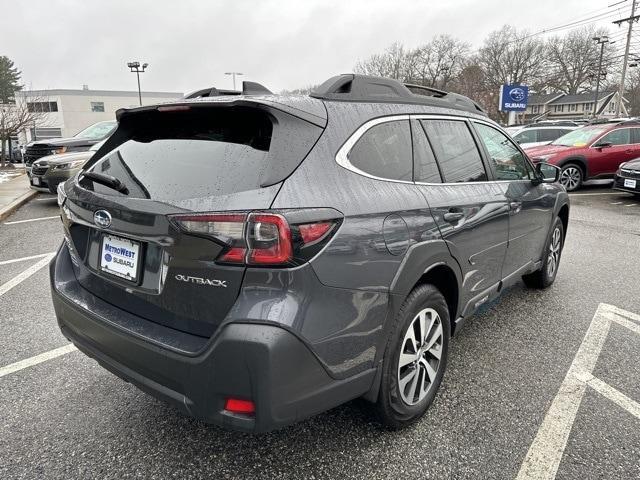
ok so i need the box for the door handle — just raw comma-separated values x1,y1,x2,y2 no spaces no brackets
443,210,465,223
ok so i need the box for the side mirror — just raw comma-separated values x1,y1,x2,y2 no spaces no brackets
594,141,612,149
534,162,560,184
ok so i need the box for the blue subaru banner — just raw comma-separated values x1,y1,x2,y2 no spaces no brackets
499,84,529,112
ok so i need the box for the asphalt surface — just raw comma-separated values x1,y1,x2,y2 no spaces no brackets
1,185,639,479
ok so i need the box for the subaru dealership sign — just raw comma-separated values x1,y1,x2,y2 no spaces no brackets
499,84,529,112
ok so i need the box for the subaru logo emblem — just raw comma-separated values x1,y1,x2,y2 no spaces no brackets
94,210,112,229
509,87,525,102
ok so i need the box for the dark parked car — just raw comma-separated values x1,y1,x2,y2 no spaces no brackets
30,140,105,193
51,74,569,433
525,120,640,191
613,157,640,196
24,120,116,167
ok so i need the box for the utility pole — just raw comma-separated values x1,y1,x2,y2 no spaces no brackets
127,61,149,106
225,72,243,90
614,0,638,116
592,36,609,118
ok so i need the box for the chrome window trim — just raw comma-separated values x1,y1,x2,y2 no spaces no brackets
335,115,413,185
336,113,498,186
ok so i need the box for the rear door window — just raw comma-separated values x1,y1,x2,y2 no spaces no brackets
348,120,412,181
421,119,487,183
513,129,537,144
538,129,564,142
412,121,442,183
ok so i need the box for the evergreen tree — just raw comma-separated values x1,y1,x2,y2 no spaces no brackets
0,56,22,103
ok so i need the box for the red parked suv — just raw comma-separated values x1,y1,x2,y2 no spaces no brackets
525,120,640,191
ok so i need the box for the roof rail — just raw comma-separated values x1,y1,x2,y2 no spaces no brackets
183,87,240,99
310,74,486,116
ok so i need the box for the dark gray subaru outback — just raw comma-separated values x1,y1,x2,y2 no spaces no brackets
51,74,569,433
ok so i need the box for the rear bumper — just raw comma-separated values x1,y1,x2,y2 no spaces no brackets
50,245,375,433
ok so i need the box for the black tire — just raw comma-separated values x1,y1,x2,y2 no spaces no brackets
376,284,450,429
522,217,564,289
559,163,583,192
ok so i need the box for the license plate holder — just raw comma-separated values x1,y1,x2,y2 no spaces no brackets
32,176,41,186
99,234,141,282
624,178,637,189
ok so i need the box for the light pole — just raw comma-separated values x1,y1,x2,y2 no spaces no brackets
225,72,243,90
127,61,148,106
592,36,609,118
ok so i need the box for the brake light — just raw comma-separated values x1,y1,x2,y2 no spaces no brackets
169,210,341,267
298,222,333,244
224,398,255,415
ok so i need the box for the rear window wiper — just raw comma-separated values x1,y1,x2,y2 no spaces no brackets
82,171,129,194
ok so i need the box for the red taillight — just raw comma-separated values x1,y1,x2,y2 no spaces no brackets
298,222,333,244
169,211,340,267
224,398,255,415
247,213,292,265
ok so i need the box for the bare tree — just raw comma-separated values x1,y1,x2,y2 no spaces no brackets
624,67,640,116
543,27,615,94
478,25,548,88
354,42,413,81
0,95,49,168
407,35,471,89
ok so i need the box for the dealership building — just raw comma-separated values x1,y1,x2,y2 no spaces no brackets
14,87,183,143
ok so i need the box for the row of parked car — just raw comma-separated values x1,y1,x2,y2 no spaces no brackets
505,119,640,194
24,121,116,193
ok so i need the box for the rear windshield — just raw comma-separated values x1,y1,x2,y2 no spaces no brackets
80,108,273,200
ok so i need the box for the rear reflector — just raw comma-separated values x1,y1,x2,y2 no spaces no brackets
224,398,255,415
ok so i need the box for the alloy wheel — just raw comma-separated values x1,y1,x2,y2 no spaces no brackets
560,166,581,191
547,226,562,279
397,308,443,406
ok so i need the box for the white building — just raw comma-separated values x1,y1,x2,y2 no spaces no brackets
15,87,182,142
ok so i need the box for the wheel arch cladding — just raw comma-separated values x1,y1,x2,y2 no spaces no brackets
416,264,460,329
558,157,588,177
558,203,569,239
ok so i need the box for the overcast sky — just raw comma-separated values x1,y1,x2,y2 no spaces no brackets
2,0,631,94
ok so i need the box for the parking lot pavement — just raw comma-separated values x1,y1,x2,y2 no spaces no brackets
1,188,639,479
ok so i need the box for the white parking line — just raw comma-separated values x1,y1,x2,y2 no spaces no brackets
34,197,57,202
0,252,56,266
0,253,56,297
517,303,640,480
3,215,59,225
0,344,77,378
569,192,628,196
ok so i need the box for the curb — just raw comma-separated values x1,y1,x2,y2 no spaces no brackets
0,178,39,222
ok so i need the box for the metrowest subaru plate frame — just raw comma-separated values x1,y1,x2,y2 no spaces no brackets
99,233,143,283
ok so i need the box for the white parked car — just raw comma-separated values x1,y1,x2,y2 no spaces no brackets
510,126,578,149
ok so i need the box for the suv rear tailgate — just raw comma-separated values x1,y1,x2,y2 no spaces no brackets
61,101,325,338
